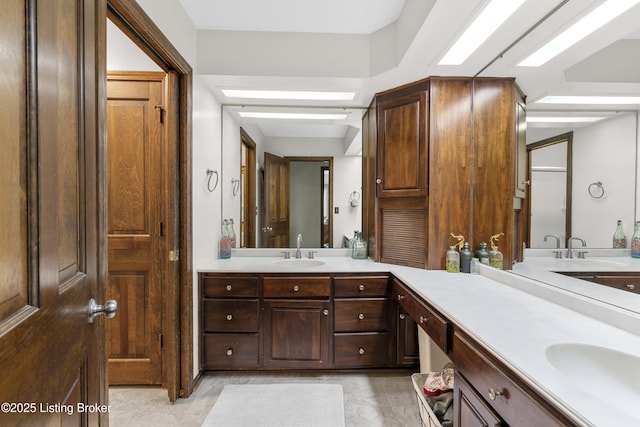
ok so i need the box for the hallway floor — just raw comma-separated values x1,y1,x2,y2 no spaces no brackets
109,370,421,426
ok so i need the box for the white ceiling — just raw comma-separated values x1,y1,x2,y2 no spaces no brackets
177,0,640,146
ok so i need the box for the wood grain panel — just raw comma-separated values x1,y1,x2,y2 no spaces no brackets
473,79,516,267
0,0,28,322
362,101,378,258
380,207,426,268
334,299,390,332
377,84,428,199
107,102,148,233
428,78,473,270
107,273,149,357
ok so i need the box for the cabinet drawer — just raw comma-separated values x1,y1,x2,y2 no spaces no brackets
334,299,390,332
263,276,330,298
392,279,449,352
334,276,389,297
593,275,640,294
203,300,259,332
202,333,259,369
334,332,390,367
452,330,567,427
202,275,258,298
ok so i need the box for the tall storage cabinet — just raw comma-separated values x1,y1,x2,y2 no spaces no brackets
362,77,525,269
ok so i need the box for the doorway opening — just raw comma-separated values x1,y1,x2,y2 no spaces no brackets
107,0,193,401
240,129,257,248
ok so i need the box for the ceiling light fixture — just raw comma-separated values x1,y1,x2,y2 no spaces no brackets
222,89,356,101
526,116,606,123
519,0,640,67
534,95,640,104
438,0,527,65
238,112,349,120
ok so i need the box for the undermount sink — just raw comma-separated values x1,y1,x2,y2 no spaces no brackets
556,258,626,268
271,259,325,268
545,343,640,411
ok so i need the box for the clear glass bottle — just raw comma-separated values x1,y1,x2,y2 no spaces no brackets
489,247,503,269
229,218,237,248
631,221,640,258
445,246,460,273
474,242,490,265
613,219,627,248
460,242,473,273
351,231,368,259
219,219,232,259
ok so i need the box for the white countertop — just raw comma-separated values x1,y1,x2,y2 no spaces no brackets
199,253,640,427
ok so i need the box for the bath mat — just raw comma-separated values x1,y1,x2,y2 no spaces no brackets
201,383,345,427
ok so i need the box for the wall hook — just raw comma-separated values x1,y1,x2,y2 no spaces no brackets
231,178,240,197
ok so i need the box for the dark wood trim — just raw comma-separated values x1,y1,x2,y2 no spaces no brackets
240,128,257,248
106,0,193,400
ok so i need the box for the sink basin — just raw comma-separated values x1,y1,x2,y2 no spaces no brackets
556,258,626,268
545,343,640,411
271,259,325,268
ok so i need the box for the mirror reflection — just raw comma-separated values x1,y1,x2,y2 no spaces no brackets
222,106,363,249
526,112,638,248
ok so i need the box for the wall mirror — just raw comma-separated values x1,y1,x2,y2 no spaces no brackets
221,105,364,249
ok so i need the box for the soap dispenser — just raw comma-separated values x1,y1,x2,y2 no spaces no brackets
475,242,490,265
460,242,473,273
489,232,504,269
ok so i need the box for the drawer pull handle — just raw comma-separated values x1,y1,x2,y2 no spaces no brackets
226,284,232,291
358,347,365,355
226,348,233,356
226,314,233,321
358,284,365,291
627,284,635,290
323,309,329,316
419,315,428,324
358,313,365,320
397,295,404,302
399,313,406,320
293,285,300,292
488,388,503,401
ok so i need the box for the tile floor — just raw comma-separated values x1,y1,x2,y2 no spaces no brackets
109,370,422,427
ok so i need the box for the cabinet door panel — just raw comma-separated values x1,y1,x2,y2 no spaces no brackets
202,333,259,369
454,371,503,427
263,300,331,369
334,299,390,332
377,90,428,198
202,300,259,332
334,333,390,368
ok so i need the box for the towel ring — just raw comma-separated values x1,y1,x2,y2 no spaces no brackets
231,178,240,197
588,181,604,199
206,169,219,192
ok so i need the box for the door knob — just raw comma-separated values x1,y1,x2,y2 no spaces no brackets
88,298,118,323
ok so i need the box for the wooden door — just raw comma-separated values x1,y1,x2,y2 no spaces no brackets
0,0,107,425
106,73,165,385
263,152,290,248
376,83,428,199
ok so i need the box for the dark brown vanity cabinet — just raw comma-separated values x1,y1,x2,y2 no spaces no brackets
451,328,577,427
200,272,418,370
560,271,640,294
262,275,332,369
333,274,393,368
200,275,260,370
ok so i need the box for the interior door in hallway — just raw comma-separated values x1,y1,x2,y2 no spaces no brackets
107,72,165,385
263,152,290,248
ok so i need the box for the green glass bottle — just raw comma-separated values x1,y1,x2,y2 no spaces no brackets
460,242,473,273
445,246,460,273
475,242,490,265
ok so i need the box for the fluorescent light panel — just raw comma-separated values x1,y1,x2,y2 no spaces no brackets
222,89,356,101
535,95,640,104
519,0,640,67
238,112,348,120
526,116,606,123
438,0,526,65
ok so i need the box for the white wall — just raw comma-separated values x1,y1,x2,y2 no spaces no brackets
572,113,637,247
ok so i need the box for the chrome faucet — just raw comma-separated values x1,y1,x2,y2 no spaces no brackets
567,237,587,259
544,234,562,259
295,233,302,259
